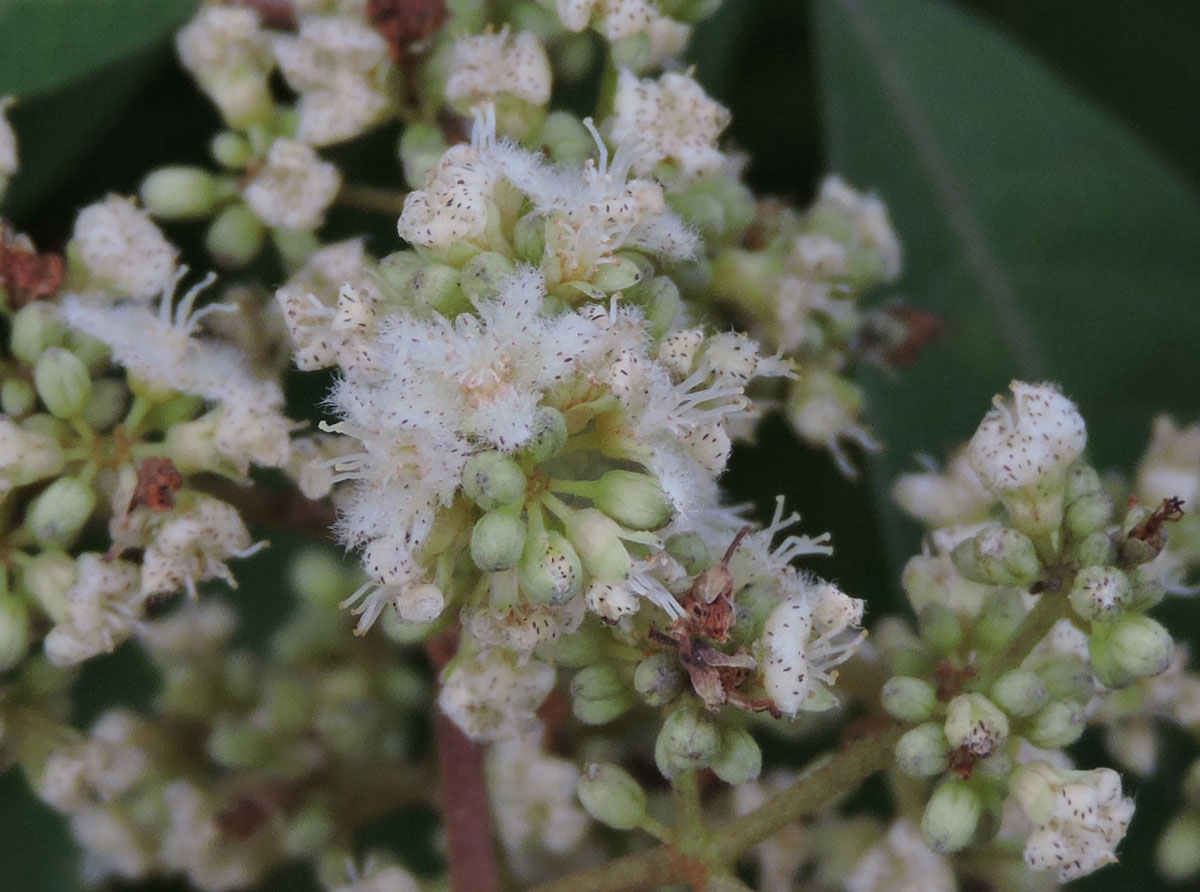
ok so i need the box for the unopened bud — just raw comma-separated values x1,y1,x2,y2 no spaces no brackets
990,670,1048,717
82,378,128,432
1,379,35,417
918,604,962,656
34,347,91,419
1025,700,1086,749
396,583,445,623
973,588,1027,652
711,727,762,785
210,131,254,169
571,664,633,725
141,166,220,220
591,255,642,294
10,303,65,364
577,762,647,830
951,526,1041,587
462,451,526,510
633,652,685,706
283,803,335,858
460,252,516,302
470,510,527,572
730,581,778,647
1068,565,1130,623
1109,614,1174,681
1157,812,1200,883
610,32,651,74
639,275,682,340
0,594,30,671
1064,461,1103,502
895,722,951,777
1075,530,1116,567
921,779,981,853
564,508,633,581
20,550,76,622
655,702,721,779
412,262,468,316
398,121,447,189
520,530,583,605
944,693,1009,757
669,191,725,238
523,406,568,463
665,532,709,576
590,470,672,530
513,211,546,264
206,203,266,268
1064,490,1115,538
26,477,95,548
206,720,272,769
880,676,937,722
1128,565,1166,612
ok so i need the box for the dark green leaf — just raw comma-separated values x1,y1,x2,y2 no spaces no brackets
813,0,1200,578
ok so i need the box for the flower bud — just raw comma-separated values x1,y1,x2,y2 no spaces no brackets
570,664,633,725
210,131,253,169
398,121,447,189
513,211,547,264
880,676,937,722
82,378,129,432
206,203,266,268
141,166,220,220
944,693,1009,757
460,252,516,302
1064,490,1115,538
396,583,445,623
1068,565,1130,623
26,477,95,548
895,722,951,777
577,762,647,830
34,347,91,419
412,262,469,316
1025,700,1086,749
990,670,1048,717
655,702,721,779
520,530,583,605
973,588,1027,652
536,616,607,667
921,779,981,853
711,727,762,785
951,526,1041,587
470,510,527,572
1,379,35,417
1158,812,1200,883
1064,461,1103,502
10,302,66,364
591,255,643,294
918,604,961,656
20,550,76,622
461,451,527,510
564,508,633,582
665,532,709,576
1074,530,1116,567
633,652,685,706
206,720,272,769
590,470,672,530
538,110,594,163
638,275,682,340
1127,565,1166,612
0,593,30,671
1108,614,1173,681
669,191,726,238
729,581,779,647
522,406,569,463
610,32,651,74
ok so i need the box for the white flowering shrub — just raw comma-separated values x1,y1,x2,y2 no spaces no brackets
1,2,1198,891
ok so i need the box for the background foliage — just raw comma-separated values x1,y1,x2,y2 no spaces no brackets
1,0,1198,888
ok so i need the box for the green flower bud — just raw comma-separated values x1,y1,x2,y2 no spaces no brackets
26,477,95,548
944,693,1009,757
665,532,709,576
398,121,447,189
590,470,672,530
1025,700,1086,749
1034,655,1093,704
1,379,35,417
460,252,516,302
610,32,651,75
413,262,469,316
1157,812,1200,883
990,670,1048,717
520,530,583,605
918,603,962,656
711,726,762,785
972,588,1027,652
895,722,951,777
669,191,725,238
590,256,643,294
639,275,681,340
951,526,1041,587
536,114,592,166
206,203,266,268
633,652,685,706
564,508,633,581
571,664,633,725
82,378,128,432
513,212,547,264
1108,614,1174,681
34,347,91,419
577,762,647,830
555,33,595,83
66,329,111,376
729,581,779,647
880,676,937,722
1068,565,1130,623
1064,461,1103,502
20,550,76,623
655,702,721,779
921,779,981,854
1128,565,1166,612
470,510,527,572
0,593,31,671
210,131,254,168
523,407,568,463
536,616,606,667
10,302,66,364
1074,530,1116,567
288,548,349,608
206,720,272,769
141,166,220,220
283,803,335,858
1064,490,1115,538
462,451,527,510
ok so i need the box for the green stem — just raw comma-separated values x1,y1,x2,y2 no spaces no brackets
336,183,410,216
972,590,1071,692
525,847,682,892
672,770,706,855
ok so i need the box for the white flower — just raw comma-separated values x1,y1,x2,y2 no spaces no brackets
1011,761,1134,882
273,15,393,145
43,554,142,668
140,495,264,597
809,175,902,281
243,138,342,230
446,28,552,107
846,819,955,892
176,5,274,126
488,727,590,855
892,447,992,530
71,195,178,300
556,0,690,64
160,780,275,890
0,418,65,495
610,69,730,183
438,648,557,741
1136,415,1200,507
396,140,499,250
